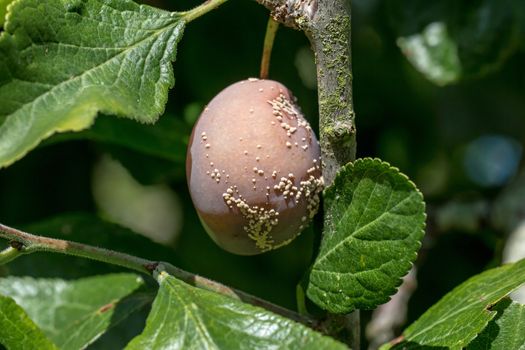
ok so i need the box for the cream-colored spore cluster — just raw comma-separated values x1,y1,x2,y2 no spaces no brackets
186,78,323,255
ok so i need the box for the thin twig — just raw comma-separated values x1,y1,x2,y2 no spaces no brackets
0,222,316,328
0,223,152,274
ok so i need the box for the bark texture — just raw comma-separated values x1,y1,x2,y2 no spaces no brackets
255,0,356,185
254,0,358,348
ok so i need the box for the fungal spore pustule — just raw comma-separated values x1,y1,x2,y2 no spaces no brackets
186,78,323,255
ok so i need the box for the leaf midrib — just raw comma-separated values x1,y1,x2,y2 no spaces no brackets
406,269,525,342
166,277,219,349
315,192,417,266
0,297,57,349
3,13,183,121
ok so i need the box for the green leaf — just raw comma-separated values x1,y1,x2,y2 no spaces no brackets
0,273,145,350
391,258,525,349
102,145,186,184
0,0,185,168
306,158,425,313
0,295,58,350
0,0,14,27
46,114,190,165
1,215,159,348
83,114,190,184
6,212,181,278
391,0,521,85
397,22,460,86
88,302,151,350
468,298,525,350
126,272,347,350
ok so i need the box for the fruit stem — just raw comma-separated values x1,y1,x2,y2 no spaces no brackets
260,16,279,79
0,222,318,329
182,0,228,23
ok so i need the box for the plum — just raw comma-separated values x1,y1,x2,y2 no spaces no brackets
186,78,323,255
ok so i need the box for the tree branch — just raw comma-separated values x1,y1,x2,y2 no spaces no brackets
0,222,316,328
254,0,356,185
308,0,356,186
254,0,358,347
255,0,317,30
310,4,358,344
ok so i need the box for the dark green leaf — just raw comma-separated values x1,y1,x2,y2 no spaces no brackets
6,212,181,278
307,158,425,313
88,114,189,183
101,144,186,184
88,300,151,350
38,108,190,184
0,0,185,167
391,258,525,349
46,114,190,165
390,0,521,85
397,22,460,86
0,274,144,350
0,0,15,27
467,298,525,350
0,295,57,350
126,272,347,350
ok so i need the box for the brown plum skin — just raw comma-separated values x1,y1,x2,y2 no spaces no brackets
186,79,323,255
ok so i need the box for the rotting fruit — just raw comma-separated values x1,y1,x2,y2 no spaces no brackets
186,78,323,255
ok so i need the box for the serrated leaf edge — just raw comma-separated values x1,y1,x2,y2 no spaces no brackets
0,1,185,168
310,157,426,313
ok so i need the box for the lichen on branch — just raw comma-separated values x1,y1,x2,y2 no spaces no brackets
309,5,356,185
253,1,358,347
254,0,356,185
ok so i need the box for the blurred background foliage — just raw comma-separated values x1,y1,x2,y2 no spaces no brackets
1,0,524,348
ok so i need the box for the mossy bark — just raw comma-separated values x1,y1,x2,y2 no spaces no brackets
255,0,358,347
307,1,356,186
255,0,356,185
